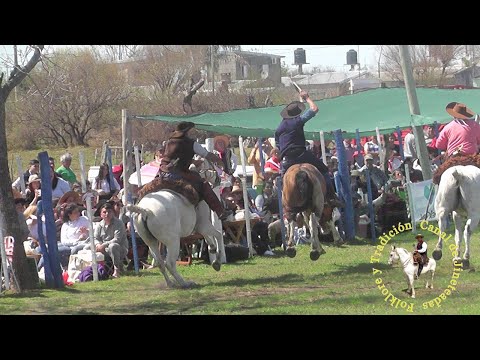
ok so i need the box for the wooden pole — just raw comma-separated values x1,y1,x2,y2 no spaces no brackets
79,151,99,282
399,45,432,180
320,131,327,165
15,155,26,195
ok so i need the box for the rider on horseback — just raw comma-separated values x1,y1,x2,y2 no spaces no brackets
435,102,480,158
413,233,428,278
159,121,225,218
275,90,344,208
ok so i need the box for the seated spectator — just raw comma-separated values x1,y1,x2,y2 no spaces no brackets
401,158,423,183
363,136,380,161
93,163,121,201
60,203,90,255
56,153,77,185
50,167,71,203
359,154,389,192
12,159,39,193
264,148,280,181
91,202,128,278
25,174,42,207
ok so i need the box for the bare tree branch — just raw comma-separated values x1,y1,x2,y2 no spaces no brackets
2,45,44,97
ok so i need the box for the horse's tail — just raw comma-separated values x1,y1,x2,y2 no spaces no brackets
126,204,157,246
126,204,151,219
295,170,312,201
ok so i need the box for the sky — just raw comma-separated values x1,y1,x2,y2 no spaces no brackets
242,45,380,72
0,45,381,73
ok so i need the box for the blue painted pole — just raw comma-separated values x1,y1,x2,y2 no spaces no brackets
36,201,53,287
106,146,115,189
38,151,63,288
334,129,355,241
334,173,344,200
364,169,377,242
355,129,364,168
258,138,265,178
396,126,405,161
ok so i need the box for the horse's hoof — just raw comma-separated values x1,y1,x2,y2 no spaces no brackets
432,249,442,260
212,260,221,272
411,295,416,299
462,259,470,269
310,250,320,261
181,281,197,289
285,247,296,258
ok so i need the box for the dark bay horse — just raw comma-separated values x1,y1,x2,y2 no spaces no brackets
282,163,339,260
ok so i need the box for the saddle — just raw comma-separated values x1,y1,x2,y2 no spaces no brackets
413,252,429,266
137,176,200,206
433,153,480,184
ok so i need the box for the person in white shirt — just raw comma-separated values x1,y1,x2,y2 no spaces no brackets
92,163,121,200
60,203,91,255
50,167,71,201
403,129,417,160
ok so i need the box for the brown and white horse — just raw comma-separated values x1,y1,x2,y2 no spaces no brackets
282,163,334,260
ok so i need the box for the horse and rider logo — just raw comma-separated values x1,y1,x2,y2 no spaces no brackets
370,221,462,313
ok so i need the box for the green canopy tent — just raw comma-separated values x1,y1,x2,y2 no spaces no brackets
133,87,480,139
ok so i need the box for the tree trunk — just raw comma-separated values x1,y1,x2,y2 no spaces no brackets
0,97,36,292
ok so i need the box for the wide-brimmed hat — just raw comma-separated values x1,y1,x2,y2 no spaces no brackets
351,170,362,177
280,101,306,119
446,102,476,120
28,174,41,184
415,234,424,239
364,153,374,161
58,190,82,206
175,121,195,132
214,135,230,149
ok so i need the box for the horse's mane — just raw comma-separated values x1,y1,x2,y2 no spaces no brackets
138,177,200,205
433,154,480,184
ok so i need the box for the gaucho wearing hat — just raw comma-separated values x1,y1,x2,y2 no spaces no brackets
275,90,344,208
413,233,428,278
159,122,225,218
435,102,480,157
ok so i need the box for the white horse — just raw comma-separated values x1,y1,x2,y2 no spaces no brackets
127,190,222,288
432,165,480,267
388,246,436,298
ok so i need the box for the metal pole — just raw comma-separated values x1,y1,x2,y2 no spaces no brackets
376,126,385,171
258,138,265,178
355,129,364,168
396,126,405,161
238,136,253,256
399,45,432,180
79,151,99,282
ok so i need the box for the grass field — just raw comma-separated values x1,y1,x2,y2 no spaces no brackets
1,223,479,315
